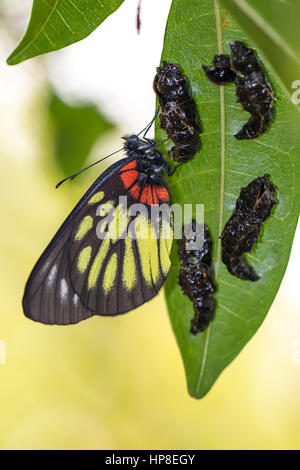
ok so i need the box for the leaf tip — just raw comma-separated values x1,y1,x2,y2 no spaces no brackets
6,51,20,66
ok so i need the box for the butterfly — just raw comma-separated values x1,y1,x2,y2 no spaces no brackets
22,130,174,325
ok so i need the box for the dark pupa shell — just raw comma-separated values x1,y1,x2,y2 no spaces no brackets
178,221,216,334
202,54,237,85
221,174,276,281
202,41,274,140
153,61,201,162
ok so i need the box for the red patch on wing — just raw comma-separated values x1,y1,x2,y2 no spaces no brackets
147,187,154,205
154,186,170,202
130,183,141,200
152,190,159,205
120,161,137,172
120,170,138,189
140,185,153,205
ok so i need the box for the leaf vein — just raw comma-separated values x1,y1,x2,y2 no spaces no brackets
55,8,75,33
10,0,60,61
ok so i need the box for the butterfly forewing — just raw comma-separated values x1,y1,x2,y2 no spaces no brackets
23,157,173,324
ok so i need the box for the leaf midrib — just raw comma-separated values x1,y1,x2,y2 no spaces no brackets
196,0,225,394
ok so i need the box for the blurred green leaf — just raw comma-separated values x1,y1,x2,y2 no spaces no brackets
7,0,125,65
220,0,300,108
49,91,115,176
156,0,300,398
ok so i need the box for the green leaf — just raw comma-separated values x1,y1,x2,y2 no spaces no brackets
48,91,115,176
219,0,300,108
156,0,300,398
7,0,125,65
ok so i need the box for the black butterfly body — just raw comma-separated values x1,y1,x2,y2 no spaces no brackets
23,136,174,325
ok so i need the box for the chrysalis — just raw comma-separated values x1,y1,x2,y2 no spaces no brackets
178,221,216,334
203,41,274,139
153,61,201,162
221,174,276,281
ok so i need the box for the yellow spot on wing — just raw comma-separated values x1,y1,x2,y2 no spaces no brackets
88,191,104,204
88,236,110,290
160,239,171,275
122,236,136,290
135,214,159,286
97,200,114,217
77,246,92,273
103,253,118,293
161,218,173,251
108,204,129,242
159,219,173,275
75,216,93,241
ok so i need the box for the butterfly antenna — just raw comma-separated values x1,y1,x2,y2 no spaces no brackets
137,107,160,138
153,136,169,149
56,110,163,189
170,162,183,176
55,147,124,189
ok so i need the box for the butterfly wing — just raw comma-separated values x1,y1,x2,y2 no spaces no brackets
23,158,173,324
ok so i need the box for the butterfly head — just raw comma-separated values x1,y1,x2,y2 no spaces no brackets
122,135,170,176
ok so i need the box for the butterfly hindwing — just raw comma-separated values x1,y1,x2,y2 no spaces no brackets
22,218,93,325
23,157,173,324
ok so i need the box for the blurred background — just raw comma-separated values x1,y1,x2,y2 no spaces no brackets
0,0,299,450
